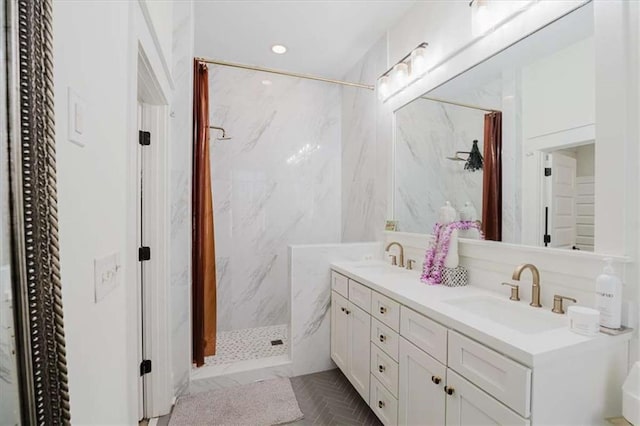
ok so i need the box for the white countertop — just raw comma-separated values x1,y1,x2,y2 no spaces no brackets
331,260,631,367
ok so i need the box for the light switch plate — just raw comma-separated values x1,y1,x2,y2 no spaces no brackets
68,87,87,147
94,252,120,303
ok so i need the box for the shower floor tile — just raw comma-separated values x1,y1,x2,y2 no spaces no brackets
204,324,288,366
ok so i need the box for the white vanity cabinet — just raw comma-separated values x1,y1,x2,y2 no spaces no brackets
330,272,372,401
445,369,529,426
398,337,446,425
330,268,627,426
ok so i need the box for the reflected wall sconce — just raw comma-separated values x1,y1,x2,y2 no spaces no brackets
377,42,429,101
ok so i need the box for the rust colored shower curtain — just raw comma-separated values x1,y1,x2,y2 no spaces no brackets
481,112,502,241
192,60,217,366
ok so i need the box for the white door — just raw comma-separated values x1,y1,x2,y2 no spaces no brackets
398,337,446,426
445,369,529,426
331,291,349,374
546,152,577,249
348,302,371,401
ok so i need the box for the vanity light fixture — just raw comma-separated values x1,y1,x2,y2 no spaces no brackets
376,42,429,101
271,44,287,54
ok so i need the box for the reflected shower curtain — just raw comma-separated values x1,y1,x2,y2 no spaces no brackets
481,112,502,241
192,60,217,366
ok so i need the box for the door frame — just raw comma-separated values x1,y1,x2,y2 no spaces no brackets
126,2,174,418
135,52,172,419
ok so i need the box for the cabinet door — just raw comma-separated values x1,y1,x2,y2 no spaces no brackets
331,291,349,374
445,369,529,426
398,337,446,426
348,302,371,401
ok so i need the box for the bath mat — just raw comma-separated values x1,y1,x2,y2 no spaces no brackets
169,377,304,426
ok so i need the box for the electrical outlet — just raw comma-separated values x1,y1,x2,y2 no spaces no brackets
94,252,121,303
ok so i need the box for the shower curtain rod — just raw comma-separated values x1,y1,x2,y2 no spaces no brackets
195,57,375,90
420,95,501,113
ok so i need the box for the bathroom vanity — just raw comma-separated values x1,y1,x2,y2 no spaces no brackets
330,260,630,426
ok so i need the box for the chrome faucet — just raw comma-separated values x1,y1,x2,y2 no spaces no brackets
512,263,542,307
385,242,405,268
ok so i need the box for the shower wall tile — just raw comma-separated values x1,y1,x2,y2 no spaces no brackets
289,242,382,376
169,0,194,396
341,37,388,243
394,80,502,234
210,67,342,332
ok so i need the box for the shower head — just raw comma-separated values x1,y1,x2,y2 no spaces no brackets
446,151,469,161
210,125,232,141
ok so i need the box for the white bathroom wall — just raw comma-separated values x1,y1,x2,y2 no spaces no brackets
142,0,173,72
54,2,136,422
209,67,342,332
169,0,194,397
53,0,180,422
341,37,388,243
522,37,595,140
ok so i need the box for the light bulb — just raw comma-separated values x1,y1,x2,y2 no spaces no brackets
390,62,409,94
410,46,428,80
377,76,390,101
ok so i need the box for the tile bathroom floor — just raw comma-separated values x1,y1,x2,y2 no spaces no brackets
157,368,381,426
204,324,289,366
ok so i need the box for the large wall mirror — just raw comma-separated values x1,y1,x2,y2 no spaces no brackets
2,1,71,423
394,2,595,251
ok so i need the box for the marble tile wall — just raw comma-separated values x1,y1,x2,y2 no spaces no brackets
209,67,342,332
188,242,382,394
289,242,382,376
169,0,194,396
394,80,502,234
341,37,389,243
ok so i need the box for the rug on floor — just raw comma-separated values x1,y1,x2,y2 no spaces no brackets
168,377,304,426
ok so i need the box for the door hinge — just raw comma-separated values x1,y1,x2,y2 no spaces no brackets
544,167,552,177
138,246,151,261
140,359,152,376
139,130,151,146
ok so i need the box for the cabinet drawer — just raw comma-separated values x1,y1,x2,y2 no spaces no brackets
371,292,400,331
371,318,399,361
349,279,371,313
370,375,398,426
445,369,529,426
400,307,448,364
371,343,399,397
331,271,348,298
448,331,531,418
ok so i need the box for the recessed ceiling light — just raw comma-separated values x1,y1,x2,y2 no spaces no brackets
261,79,272,86
271,44,287,54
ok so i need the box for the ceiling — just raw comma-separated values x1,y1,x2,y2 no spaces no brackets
194,1,417,81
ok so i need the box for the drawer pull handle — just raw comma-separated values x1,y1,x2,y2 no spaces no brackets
378,365,385,373
379,334,386,343
378,401,385,409
431,376,441,385
345,310,351,315
379,306,387,314
340,307,345,312
444,386,455,396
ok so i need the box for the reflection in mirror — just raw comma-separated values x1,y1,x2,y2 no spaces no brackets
393,2,595,251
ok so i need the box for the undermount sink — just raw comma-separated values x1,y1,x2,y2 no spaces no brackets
445,296,567,334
